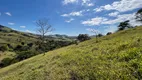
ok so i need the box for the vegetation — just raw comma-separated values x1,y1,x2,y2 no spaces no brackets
0,45,8,52
0,26,142,80
77,34,91,42
0,25,75,68
118,20,132,31
36,18,54,43
106,32,112,35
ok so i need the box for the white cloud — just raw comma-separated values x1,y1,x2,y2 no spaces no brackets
20,26,26,28
63,0,78,5
5,12,12,16
129,18,142,26
82,0,94,7
65,18,74,23
62,0,94,7
102,13,136,25
86,3,94,7
86,28,100,33
104,26,117,34
8,22,15,25
108,12,119,17
25,30,31,33
61,10,84,17
86,9,90,12
82,13,137,26
94,0,142,12
82,17,108,26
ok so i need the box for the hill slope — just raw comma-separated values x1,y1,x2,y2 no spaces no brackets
0,25,74,45
0,27,142,80
0,25,75,67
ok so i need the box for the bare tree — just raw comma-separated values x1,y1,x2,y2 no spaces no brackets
36,18,53,43
87,28,100,42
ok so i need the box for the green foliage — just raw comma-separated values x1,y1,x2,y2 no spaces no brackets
16,50,38,61
97,34,103,37
21,42,25,45
0,45,8,52
77,34,91,42
106,32,112,35
0,58,13,67
27,43,33,47
118,20,132,31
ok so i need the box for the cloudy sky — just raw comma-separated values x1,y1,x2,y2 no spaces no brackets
0,0,142,36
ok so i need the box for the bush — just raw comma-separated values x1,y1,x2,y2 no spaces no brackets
21,42,25,45
77,34,91,42
0,45,8,52
27,43,33,47
0,58,13,67
14,45,30,51
7,44,13,49
14,45,22,51
106,32,112,35
97,34,103,37
16,50,38,61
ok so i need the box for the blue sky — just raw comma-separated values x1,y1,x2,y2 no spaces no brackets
0,0,142,36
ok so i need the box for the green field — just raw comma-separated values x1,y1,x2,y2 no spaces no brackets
0,52,16,61
0,26,142,80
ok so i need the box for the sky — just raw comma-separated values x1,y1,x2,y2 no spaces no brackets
0,0,142,36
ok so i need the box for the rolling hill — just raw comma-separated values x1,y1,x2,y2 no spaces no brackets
0,25,74,45
0,26,142,80
0,25,75,68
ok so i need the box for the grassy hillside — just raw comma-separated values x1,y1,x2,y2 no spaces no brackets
0,26,142,80
0,25,38,46
0,25,75,68
0,25,74,46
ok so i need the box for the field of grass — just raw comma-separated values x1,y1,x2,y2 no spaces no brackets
0,32,38,46
0,52,16,61
0,27,142,80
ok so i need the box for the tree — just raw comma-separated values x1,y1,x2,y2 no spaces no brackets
87,28,100,42
77,34,90,42
136,8,142,22
118,20,132,31
97,34,103,37
106,32,112,35
36,18,53,43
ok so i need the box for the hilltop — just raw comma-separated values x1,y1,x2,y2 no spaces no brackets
0,26,141,80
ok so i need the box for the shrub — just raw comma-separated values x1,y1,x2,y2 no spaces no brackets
0,45,8,52
27,43,33,47
97,34,103,37
14,45,30,51
77,34,91,42
16,50,38,61
0,58,13,67
14,45,22,51
106,32,112,35
21,42,25,45
7,44,13,49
